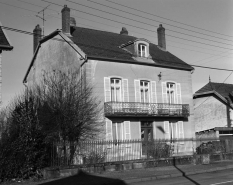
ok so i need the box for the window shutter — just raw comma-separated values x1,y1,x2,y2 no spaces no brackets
124,121,131,140
122,79,129,102
151,81,157,103
178,121,184,144
134,80,141,102
164,121,170,140
104,77,111,102
106,120,113,141
176,83,182,104
162,82,168,103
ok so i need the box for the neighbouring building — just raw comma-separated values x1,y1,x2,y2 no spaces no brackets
194,80,233,140
0,21,13,138
23,5,195,157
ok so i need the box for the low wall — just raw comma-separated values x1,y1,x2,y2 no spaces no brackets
43,152,233,179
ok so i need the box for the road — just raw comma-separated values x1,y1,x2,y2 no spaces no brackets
130,169,233,185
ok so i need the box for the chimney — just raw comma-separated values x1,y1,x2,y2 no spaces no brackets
70,17,76,34
157,24,166,50
33,24,42,53
120,27,128,35
61,5,70,35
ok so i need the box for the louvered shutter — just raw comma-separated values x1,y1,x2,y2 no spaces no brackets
134,80,141,102
178,121,184,144
176,83,182,104
162,82,168,103
151,81,157,103
122,79,129,102
106,120,113,141
164,121,170,140
124,121,131,140
104,77,111,102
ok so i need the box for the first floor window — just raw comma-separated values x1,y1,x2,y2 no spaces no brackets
140,80,150,103
111,78,121,102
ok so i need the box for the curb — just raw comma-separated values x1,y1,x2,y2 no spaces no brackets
124,165,233,184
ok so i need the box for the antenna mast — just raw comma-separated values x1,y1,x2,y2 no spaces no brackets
36,4,50,37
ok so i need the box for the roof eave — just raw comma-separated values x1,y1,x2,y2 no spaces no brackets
87,55,194,71
194,90,233,109
0,45,13,51
23,29,61,84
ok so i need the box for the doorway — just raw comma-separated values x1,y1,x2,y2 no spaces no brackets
141,121,153,155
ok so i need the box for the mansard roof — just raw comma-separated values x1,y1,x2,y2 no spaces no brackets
70,27,193,71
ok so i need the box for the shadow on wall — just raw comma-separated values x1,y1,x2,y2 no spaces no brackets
157,126,165,134
39,170,127,185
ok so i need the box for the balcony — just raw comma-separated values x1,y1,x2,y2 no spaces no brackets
104,102,190,117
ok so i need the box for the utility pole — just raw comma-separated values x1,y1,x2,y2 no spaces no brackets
36,4,50,37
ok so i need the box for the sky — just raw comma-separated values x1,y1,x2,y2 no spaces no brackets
0,0,233,107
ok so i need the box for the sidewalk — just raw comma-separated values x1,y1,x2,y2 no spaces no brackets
96,160,233,184
5,160,233,185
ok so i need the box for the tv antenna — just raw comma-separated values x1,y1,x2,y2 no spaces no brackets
36,4,50,37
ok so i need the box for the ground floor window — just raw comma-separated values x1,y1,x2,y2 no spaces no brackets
106,120,131,141
164,121,184,143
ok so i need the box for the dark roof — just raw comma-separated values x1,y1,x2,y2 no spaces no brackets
70,27,193,71
0,26,13,51
195,82,233,104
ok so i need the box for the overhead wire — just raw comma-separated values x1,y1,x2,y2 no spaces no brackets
1,1,232,74
66,0,233,47
86,0,233,43
105,0,233,38
41,0,233,51
4,0,233,55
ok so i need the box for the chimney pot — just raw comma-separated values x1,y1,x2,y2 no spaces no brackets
61,5,70,35
33,24,42,53
157,24,166,50
70,17,76,27
120,27,128,35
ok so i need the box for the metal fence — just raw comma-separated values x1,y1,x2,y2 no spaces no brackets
50,138,233,167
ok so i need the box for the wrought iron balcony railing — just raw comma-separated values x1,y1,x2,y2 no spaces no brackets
104,102,190,117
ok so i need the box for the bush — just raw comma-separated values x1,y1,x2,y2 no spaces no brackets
147,140,173,159
196,141,225,154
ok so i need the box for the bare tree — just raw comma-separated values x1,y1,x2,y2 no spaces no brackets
35,69,103,162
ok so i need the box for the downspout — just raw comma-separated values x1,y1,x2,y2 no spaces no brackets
226,97,231,127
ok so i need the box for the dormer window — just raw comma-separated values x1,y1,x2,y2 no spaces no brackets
138,43,147,57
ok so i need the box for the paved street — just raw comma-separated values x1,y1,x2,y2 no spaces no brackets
130,169,233,185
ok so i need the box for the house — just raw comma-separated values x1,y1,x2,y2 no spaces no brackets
0,21,13,138
193,81,233,140
23,5,195,157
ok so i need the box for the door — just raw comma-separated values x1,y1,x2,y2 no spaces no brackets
141,121,153,155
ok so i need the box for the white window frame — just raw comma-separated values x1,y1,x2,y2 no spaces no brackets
138,43,147,57
140,80,150,103
110,78,122,102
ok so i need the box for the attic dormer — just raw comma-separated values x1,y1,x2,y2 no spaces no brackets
134,39,150,58
119,38,151,59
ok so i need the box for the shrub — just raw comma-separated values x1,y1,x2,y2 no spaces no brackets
147,140,173,159
196,141,225,154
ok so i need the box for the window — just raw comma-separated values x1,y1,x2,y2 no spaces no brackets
138,43,147,57
104,77,129,102
140,80,150,103
162,82,182,104
167,82,175,104
106,120,131,141
111,78,121,102
112,122,123,140
164,121,184,143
